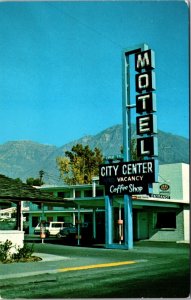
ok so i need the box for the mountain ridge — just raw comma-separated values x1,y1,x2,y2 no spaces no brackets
0,124,189,184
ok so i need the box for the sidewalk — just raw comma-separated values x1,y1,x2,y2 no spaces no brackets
0,252,71,280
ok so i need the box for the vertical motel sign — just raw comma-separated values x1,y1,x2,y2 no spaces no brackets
99,45,158,195
135,49,158,158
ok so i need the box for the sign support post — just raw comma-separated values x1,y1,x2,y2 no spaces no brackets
105,195,113,247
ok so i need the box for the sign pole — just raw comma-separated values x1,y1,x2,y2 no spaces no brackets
105,195,113,247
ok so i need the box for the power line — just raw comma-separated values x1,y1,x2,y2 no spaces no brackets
46,2,123,50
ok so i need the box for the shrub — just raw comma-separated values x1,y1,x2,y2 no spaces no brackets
0,240,13,262
0,240,35,263
12,243,34,260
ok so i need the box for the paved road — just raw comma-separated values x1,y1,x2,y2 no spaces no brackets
0,241,190,298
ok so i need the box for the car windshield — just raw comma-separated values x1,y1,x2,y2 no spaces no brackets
64,223,73,227
52,223,63,228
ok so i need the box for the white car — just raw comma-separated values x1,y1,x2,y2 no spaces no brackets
34,221,65,237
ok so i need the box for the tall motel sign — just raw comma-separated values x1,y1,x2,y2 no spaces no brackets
99,44,158,249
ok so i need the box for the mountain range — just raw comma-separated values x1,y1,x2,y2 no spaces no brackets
0,124,189,184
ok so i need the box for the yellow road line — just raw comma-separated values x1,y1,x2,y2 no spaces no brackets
58,260,136,273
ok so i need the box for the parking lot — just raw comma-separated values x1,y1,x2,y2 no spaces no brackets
0,240,190,298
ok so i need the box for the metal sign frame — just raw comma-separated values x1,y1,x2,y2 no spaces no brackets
105,43,158,249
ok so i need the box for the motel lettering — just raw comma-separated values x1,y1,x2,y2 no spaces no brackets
135,49,158,158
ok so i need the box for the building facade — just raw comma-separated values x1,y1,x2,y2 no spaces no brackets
27,163,189,243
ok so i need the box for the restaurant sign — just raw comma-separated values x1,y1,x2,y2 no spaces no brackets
99,159,157,195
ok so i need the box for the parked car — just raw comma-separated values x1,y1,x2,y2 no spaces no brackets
34,221,66,237
57,223,77,238
56,222,91,239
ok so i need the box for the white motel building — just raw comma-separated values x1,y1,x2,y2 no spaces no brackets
27,162,189,244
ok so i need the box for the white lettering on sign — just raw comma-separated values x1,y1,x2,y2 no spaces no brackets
134,48,157,160
109,184,143,194
138,116,151,133
110,184,129,194
122,161,153,175
129,184,143,193
100,165,119,177
136,93,156,115
137,136,157,157
140,139,150,155
137,73,149,90
136,51,150,69
137,94,150,110
117,175,143,182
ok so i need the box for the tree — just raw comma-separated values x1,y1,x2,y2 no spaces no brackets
26,170,45,186
14,178,23,184
131,139,140,161
56,144,103,185
120,139,140,161
26,177,43,186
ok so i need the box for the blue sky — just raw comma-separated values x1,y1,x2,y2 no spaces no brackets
0,1,189,146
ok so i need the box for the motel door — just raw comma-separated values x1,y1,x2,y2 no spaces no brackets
137,212,149,240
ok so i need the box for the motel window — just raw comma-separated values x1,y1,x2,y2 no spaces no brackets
57,192,65,198
75,190,81,198
32,216,39,227
57,216,64,222
64,191,71,198
84,190,92,197
156,212,176,229
57,191,71,198
96,189,104,197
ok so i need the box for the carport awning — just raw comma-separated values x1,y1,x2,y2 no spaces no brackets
0,174,73,206
71,196,184,209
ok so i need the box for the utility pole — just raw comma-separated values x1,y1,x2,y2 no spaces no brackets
39,170,44,185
